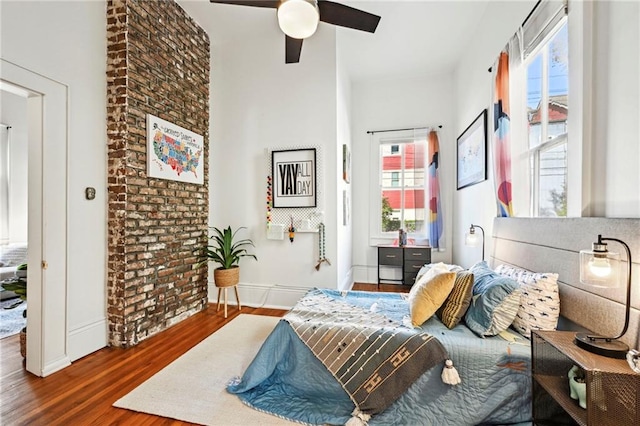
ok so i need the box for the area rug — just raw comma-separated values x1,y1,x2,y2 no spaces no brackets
113,314,297,425
0,299,26,339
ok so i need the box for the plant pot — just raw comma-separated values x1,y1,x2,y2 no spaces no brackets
19,327,26,358
214,267,239,288
568,365,586,409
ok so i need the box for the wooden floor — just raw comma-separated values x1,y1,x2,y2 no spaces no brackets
0,305,287,425
0,284,402,425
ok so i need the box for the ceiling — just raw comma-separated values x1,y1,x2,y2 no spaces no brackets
178,0,491,82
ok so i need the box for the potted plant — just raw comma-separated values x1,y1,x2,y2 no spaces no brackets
199,226,257,287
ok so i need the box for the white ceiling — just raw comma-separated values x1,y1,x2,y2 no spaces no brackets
178,0,491,82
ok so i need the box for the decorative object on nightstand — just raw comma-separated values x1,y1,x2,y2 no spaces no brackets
567,365,587,409
576,234,633,359
464,224,485,260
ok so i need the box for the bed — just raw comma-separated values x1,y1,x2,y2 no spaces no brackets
227,286,532,425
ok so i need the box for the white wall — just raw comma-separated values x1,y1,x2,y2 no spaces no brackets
210,25,342,307
351,73,455,283
336,44,353,291
452,0,535,269
1,1,108,360
590,0,640,217
0,91,28,243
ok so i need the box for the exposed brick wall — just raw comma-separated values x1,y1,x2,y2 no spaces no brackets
106,0,209,347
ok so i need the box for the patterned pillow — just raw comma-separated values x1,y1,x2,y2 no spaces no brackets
495,264,560,338
408,265,456,327
465,261,521,337
436,271,475,329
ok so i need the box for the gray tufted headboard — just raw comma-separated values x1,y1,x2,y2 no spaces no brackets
491,217,639,350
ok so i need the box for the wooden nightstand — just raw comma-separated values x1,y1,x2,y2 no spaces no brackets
377,245,430,288
531,330,640,425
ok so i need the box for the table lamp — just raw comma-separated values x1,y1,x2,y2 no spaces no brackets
576,235,633,359
465,224,485,260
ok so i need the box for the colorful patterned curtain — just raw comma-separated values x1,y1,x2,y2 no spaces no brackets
493,51,514,217
427,130,443,249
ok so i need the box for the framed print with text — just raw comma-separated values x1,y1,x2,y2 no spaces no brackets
272,148,317,208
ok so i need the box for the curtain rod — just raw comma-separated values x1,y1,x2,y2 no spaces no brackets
367,125,442,135
488,0,542,72
0,123,11,129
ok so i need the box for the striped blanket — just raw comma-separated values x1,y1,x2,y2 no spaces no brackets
283,289,447,416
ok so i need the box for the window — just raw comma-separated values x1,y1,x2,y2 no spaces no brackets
508,0,570,217
526,20,568,217
371,130,427,240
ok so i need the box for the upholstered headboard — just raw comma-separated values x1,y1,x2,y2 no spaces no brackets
491,218,639,350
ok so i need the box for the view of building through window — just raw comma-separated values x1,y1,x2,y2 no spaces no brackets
526,21,568,217
380,140,426,234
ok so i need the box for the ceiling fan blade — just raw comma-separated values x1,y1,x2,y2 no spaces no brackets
209,0,279,8
318,1,380,33
285,36,303,64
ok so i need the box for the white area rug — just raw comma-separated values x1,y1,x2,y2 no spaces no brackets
113,314,297,425
0,299,26,339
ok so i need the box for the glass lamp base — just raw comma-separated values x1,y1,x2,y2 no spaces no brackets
574,332,629,359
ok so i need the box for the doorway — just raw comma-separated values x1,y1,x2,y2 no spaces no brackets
1,59,69,377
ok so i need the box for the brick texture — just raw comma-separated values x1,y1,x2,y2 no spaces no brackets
106,0,209,347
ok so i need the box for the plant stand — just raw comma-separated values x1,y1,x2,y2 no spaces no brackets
216,285,241,319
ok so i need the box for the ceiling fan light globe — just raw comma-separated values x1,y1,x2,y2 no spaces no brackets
278,0,319,39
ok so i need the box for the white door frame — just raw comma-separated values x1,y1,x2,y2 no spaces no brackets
1,59,70,376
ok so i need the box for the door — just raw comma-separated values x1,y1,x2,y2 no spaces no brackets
1,59,69,376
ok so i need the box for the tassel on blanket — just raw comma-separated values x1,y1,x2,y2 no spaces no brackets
227,376,241,386
345,408,371,426
441,359,461,385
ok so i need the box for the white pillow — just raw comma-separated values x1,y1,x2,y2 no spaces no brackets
495,264,560,338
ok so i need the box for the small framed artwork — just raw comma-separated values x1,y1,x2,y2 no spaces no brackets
457,109,488,190
342,144,351,183
272,148,317,208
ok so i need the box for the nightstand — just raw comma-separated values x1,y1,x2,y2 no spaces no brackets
531,330,639,425
377,245,430,288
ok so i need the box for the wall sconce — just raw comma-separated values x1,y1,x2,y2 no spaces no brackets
576,235,633,359
465,224,485,260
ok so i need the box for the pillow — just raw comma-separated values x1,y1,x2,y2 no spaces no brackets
415,262,464,284
408,265,456,327
436,270,475,329
464,261,521,337
495,264,560,338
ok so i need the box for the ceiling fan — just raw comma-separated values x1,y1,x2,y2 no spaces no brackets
209,0,381,64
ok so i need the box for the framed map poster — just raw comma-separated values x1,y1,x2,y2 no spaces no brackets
272,148,316,208
146,114,204,184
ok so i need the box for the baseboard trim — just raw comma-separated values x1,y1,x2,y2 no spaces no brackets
41,355,71,377
207,281,311,310
68,318,108,362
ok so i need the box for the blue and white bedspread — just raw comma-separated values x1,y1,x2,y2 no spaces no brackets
227,289,532,425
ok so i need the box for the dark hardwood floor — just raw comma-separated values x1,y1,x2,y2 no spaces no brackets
0,284,403,425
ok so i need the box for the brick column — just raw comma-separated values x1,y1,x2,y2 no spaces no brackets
106,0,210,347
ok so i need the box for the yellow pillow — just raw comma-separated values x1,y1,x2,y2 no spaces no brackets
408,268,456,327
